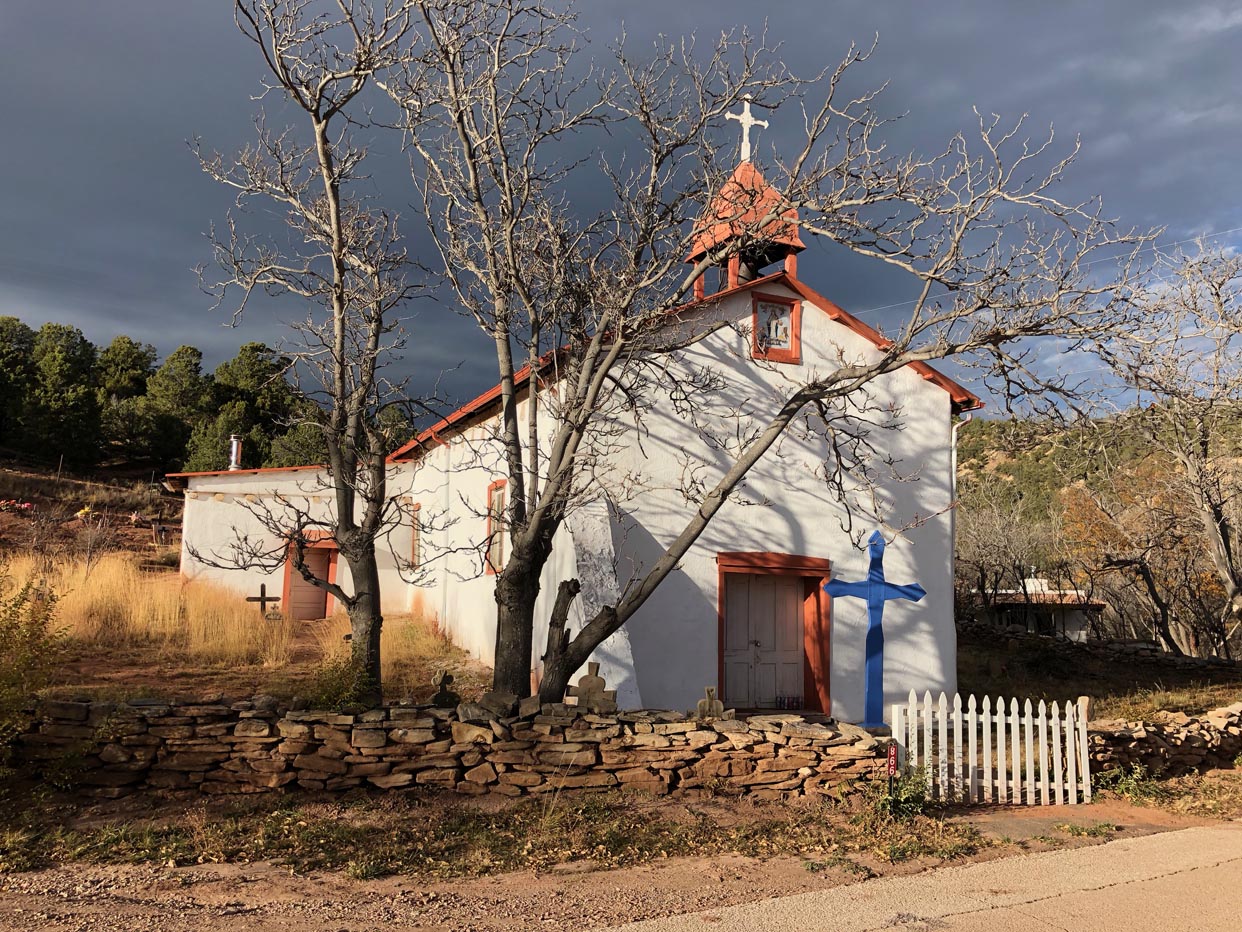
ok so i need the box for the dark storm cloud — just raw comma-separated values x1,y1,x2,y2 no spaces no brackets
1,1,1239,405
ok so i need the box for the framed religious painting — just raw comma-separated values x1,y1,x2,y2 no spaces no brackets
751,292,801,364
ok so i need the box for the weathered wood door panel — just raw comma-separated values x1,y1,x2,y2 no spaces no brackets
288,549,331,620
722,573,804,708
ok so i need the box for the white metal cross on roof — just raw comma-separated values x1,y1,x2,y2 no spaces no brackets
726,94,768,162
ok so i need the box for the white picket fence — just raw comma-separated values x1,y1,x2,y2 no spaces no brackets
892,691,1092,805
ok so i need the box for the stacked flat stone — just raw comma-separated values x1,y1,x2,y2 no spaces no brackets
17,699,884,801
1088,702,1242,776
957,619,1239,672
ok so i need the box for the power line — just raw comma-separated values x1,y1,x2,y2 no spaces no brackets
847,224,1242,319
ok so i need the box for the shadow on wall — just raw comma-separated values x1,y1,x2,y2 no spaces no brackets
600,326,956,718
609,511,719,710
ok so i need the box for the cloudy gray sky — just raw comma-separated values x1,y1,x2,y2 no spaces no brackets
2,2,1240,407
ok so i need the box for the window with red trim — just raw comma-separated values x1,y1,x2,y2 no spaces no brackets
751,292,801,364
486,479,507,573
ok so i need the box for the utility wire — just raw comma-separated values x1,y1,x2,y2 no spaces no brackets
848,224,1242,319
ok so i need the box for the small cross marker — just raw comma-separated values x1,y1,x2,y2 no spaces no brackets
726,94,769,162
245,583,280,615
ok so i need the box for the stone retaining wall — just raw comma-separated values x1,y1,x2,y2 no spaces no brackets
16,698,886,801
957,619,1239,672
1088,702,1242,776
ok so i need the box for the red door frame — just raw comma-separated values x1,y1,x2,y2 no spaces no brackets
716,551,832,713
281,532,340,619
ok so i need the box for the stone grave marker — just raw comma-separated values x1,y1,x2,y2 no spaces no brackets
696,687,725,720
565,661,617,713
431,670,460,709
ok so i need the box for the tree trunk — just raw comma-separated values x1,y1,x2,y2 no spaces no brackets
537,578,582,703
1135,562,1184,657
539,602,612,705
345,547,384,705
493,558,540,697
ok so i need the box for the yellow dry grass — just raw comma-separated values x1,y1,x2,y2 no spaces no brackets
312,605,463,695
2,553,293,667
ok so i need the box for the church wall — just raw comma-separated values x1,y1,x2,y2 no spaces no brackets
387,423,503,663
610,284,957,721
389,396,567,670
393,398,643,706
178,469,415,617
176,280,962,724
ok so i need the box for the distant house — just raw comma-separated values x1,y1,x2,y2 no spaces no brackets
974,577,1104,642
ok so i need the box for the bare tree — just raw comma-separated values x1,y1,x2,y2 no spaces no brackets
193,0,420,701
377,0,1151,701
1076,246,1242,658
954,479,1054,613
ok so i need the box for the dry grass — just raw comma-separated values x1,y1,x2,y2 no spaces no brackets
1094,683,1242,721
0,790,987,878
311,608,479,698
2,553,292,668
2,552,489,703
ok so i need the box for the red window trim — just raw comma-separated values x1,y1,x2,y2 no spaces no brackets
485,479,507,575
751,291,802,364
716,550,832,713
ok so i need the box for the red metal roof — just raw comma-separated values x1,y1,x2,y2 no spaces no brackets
686,161,805,262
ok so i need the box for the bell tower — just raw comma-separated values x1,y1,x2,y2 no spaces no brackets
687,96,805,299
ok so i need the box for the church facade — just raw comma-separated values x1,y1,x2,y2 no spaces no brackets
170,152,981,724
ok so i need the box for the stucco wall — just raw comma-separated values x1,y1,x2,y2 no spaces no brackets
603,285,957,721
179,469,415,616
178,281,960,724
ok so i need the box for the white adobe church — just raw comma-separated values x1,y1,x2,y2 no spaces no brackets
170,111,981,724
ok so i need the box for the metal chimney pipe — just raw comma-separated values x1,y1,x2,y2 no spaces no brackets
228,434,243,471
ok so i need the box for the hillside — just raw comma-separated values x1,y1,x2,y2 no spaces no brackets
0,465,180,557
955,414,1241,661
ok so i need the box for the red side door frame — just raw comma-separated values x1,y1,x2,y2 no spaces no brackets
716,551,832,713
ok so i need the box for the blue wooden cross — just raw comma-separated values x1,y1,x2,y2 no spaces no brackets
823,530,925,728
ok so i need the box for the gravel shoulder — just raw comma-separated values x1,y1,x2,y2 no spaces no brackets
0,795,1216,932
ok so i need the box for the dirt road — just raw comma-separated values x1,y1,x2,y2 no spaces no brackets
610,823,1242,931
0,802,1222,932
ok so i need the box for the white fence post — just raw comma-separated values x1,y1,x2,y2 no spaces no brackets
1064,701,1079,805
922,691,934,794
908,689,919,775
1037,699,1050,806
1023,698,1036,806
967,694,979,803
937,693,950,801
995,695,1008,803
1051,702,1064,806
892,702,905,771
1077,696,1093,803
1009,697,1021,804
981,695,993,803
952,693,964,803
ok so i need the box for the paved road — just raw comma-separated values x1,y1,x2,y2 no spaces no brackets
607,824,1242,932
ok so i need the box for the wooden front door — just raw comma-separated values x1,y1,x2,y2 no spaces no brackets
722,573,804,708
285,548,333,620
